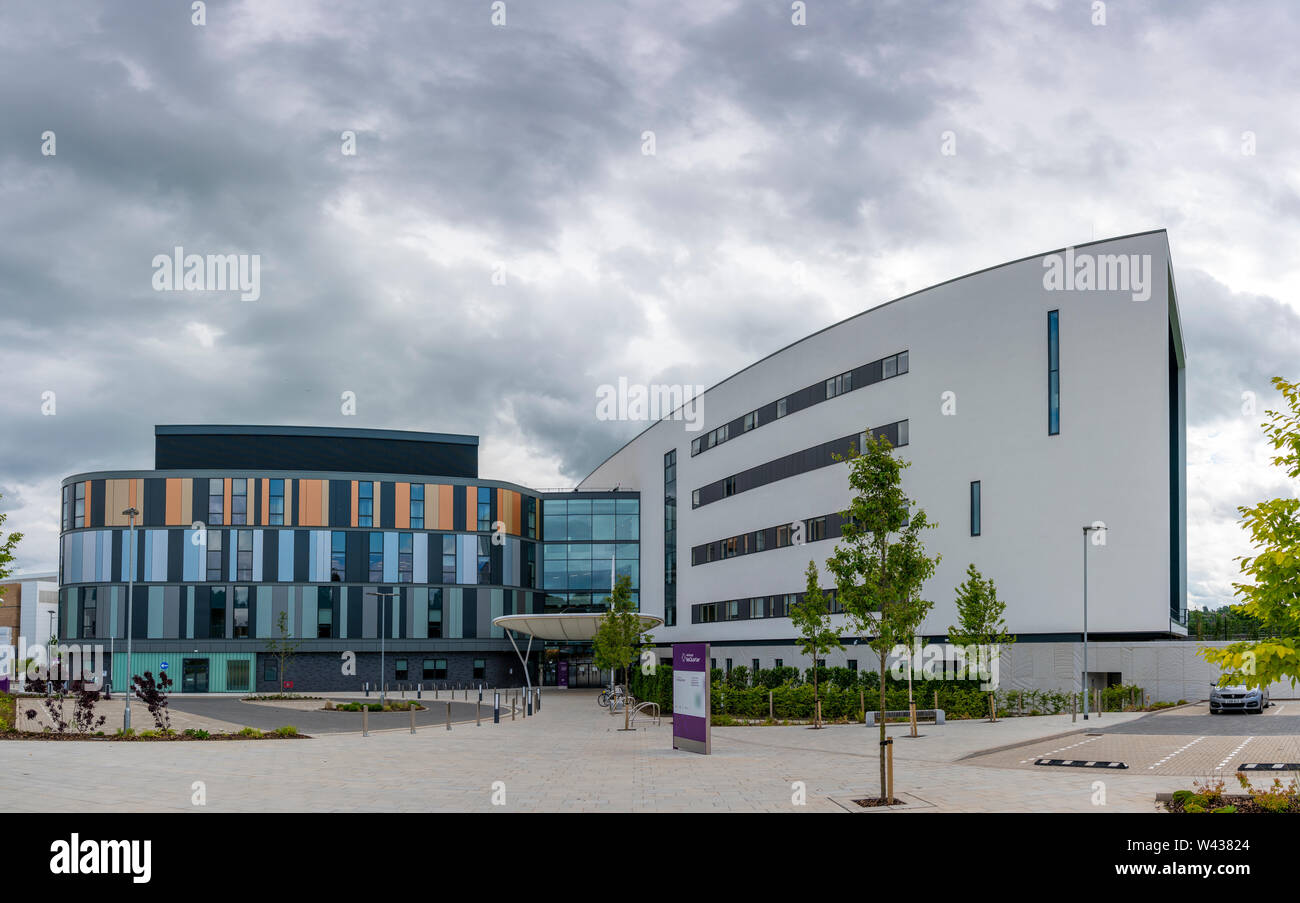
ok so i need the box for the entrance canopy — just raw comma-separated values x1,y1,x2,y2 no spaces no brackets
492,612,664,641
492,613,665,691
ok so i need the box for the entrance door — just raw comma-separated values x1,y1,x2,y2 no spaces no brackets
182,658,209,693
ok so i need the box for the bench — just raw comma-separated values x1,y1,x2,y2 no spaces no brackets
865,708,944,726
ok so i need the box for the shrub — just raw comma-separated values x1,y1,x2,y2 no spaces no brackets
138,730,159,738
238,727,263,738
274,726,298,736
183,728,210,740
131,671,174,733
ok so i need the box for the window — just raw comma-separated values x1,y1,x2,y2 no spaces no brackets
970,480,981,537
1048,310,1060,435
226,659,250,692
691,437,702,455
776,397,788,418
825,371,851,399
473,659,486,680
358,481,374,526
331,531,346,581
848,659,857,672
264,660,278,683
424,659,447,680
755,530,766,552
725,658,733,675
807,516,827,542
81,593,97,637
428,589,443,637
752,658,760,674
395,659,408,681
723,476,736,497
236,530,253,581
210,587,227,638
268,479,284,525
723,537,738,559
208,479,224,525
691,489,700,508
775,658,783,669
897,420,909,448
230,478,247,525
233,586,250,638
317,587,333,638
206,530,224,581
398,533,413,582
665,449,678,628
776,524,790,548
410,484,424,529
74,482,85,528
896,350,909,374
477,487,491,532
527,497,537,538
442,535,457,583
368,533,383,582
62,485,72,531
743,411,758,432
477,535,491,584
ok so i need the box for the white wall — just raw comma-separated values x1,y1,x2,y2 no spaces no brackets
583,232,1183,647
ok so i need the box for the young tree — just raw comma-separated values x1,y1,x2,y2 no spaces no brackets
0,492,23,604
825,430,939,803
1201,377,1300,688
263,610,302,694
592,575,650,729
790,560,842,728
948,563,1016,721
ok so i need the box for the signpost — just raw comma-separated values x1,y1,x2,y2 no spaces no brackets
672,643,710,755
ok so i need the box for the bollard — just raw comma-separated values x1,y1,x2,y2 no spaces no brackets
435,685,439,699
479,685,483,704
1072,692,1077,723
536,688,541,711
417,683,422,700
527,691,533,717
512,693,516,721
769,691,774,720
410,706,416,735
494,692,500,724
446,701,452,731
364,681,370,698
363,706,369,737
477,702,481,726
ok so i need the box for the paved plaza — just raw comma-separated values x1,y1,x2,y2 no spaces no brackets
1,690,1295,812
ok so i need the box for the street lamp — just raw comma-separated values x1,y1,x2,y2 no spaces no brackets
122,507,139,732
1081,524,1106,720
366,590,399,706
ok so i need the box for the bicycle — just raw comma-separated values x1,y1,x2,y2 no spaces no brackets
597,685,629,709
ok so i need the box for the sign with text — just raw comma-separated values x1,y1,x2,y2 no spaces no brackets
672,643,710,754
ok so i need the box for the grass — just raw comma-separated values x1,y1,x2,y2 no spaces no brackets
0,693,14,731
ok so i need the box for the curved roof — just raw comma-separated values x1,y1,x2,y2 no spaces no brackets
578,228,1173,484
492,612,664,640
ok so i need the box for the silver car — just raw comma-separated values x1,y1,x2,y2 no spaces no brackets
1209,683,1270,714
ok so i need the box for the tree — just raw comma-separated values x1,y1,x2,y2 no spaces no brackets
948,563,1016,721
592,575,650,729
1201,377,1300,688
0,492,23,606
825,430,939,803
263,610,302,694
790,560,842,728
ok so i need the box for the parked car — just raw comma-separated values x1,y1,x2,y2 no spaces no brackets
1209,683,1269,714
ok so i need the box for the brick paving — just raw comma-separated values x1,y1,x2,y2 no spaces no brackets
1,690,1293,812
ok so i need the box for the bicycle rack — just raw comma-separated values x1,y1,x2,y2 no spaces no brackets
630,701,661,727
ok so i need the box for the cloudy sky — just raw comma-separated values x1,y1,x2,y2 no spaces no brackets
2,1,1297,611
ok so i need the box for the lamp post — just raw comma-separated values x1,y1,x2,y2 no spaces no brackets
1081,524,1105,720
123,507,139,732
367,590,399,706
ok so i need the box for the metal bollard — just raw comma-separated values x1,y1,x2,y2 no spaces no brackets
434,685,439,699
410,706,416,734
476,702,481,726
527,690,533,717
512,693,516,721
464,687,468,701
446,701,452,731
363,706,369,737
364,681,370,698
494,692,500,724
535,688,541,712
417,683,422,700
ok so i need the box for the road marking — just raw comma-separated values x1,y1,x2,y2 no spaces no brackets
1216,736,1254,771
1019,734,1100,764
1147,735,1206,770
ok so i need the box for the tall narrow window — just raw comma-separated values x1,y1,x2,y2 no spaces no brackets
1048,310,1060,435
368,532,383,582
73,483,86,528
409,484,424,529
442,535,457,583
398,532,413,583
330,531,346,581
210,587,227,638
268,479,285,525
208,479,224,525
358,482,374,526
230,478,247,525
477,487,491,532
236,529,253,580
206,530,223,580
970,480,981,537
477,535,491,584
664,449,677,628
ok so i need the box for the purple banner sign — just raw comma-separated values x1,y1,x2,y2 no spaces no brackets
672,643,710,754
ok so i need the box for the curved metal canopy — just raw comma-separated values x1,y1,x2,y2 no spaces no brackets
492,612,664,641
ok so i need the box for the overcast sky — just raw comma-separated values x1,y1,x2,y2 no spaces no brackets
2,1,1297,612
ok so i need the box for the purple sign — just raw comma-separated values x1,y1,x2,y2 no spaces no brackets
672,643,710,754
558,660,569,688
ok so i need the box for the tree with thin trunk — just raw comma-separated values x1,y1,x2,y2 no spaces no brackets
948,563,1015,722
825,431,939,803
592,575,647,730
264,610,302,695
790,560,842,728
0,492,23,601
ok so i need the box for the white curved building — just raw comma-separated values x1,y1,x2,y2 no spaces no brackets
580,229,1188,693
